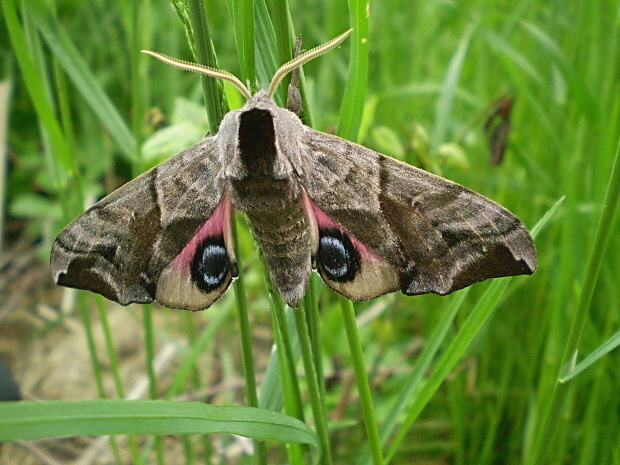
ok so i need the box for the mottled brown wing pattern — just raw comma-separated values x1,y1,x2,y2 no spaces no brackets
51,30,537,311
300,128,537,300
50,137,235,309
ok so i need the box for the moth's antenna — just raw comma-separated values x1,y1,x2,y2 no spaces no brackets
141,50,253,100
267,29,353,98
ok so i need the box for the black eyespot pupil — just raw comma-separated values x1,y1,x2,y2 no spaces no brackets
192,237,230,293
320,236,349,277
200,245,228,285
318,229,360,282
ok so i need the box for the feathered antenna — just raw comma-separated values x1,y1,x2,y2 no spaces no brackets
267,28,352,98
142,29,352,100
141,50,253,99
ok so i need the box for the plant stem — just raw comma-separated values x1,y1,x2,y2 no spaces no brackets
142,305,165,465
187,0,227,131
295,304,333,465
339,297,384,465
529,139,620,464
232,219,268,465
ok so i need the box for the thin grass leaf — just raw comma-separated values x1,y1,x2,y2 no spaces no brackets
129,0,148,177
385,197,562,463
305,273,327,409
271,305,307,465
254,248,309,464
27,0,136,160
228,0,256,89
559,329,620,383
94,296,142,463
254,0,280,91
519,20,598,124
340,297,384,465
0,400,317,446
166,304,233,399
269,0,295,105
1,0,71,170
358,289,469,465
482,28,544,87
430,23,475,155
230,220,267,464
187,0,228,131
337,0,368,141
295,305,333,465
529,140,620,463
271,306,304,418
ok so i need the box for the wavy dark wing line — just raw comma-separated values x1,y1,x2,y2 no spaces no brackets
51,137,224,305
300,128,537,297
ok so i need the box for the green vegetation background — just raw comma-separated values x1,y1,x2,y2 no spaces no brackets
0,0,618,464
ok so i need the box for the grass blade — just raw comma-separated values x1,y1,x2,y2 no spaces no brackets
430,23,475,155
337,0,369,141
386,197,561,463
1,0,71,170
186,0,228,131
0,400,317,446
529,139,620,463
358,289,468,465
295,304,333,465
559,329,620,383
340,297,384,465
27,0,136,160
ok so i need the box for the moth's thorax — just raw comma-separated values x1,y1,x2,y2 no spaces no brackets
217,92,307,183
238,107,277,177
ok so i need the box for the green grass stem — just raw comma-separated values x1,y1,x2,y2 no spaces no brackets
187,0,228,131
340,296,384,465
231,218,268,465
386,197,561,463
141,305,165,465
337,0,369,142
528,139,620,464
78,294,123,464
359,289,468,465
272,306,306,464
295,305,333,465
95,297,142,464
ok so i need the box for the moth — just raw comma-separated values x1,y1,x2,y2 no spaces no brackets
51,30,537,311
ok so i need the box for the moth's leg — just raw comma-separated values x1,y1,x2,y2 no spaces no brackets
286,35,303,117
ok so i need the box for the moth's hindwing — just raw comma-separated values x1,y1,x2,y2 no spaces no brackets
302,193,400,300
51,91,537,311
51,138,238,311
156,194,236,310
302,128,537,301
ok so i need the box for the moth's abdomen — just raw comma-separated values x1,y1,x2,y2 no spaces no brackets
243,197,313,308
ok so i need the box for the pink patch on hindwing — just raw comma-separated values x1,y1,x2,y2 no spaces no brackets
301,192,381,263
170,195,233,273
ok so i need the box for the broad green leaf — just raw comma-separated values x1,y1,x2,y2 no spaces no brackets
0,400,317,446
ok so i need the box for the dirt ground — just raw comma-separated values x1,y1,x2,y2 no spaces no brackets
0,237,264,465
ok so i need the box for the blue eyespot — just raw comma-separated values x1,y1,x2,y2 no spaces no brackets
192,236,230,292
318,229,360,282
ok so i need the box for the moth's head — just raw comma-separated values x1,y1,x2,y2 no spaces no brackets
141,29,352,102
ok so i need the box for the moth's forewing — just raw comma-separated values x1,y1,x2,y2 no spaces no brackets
52,94,537,310
51,138,238,310
300,128,537,300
